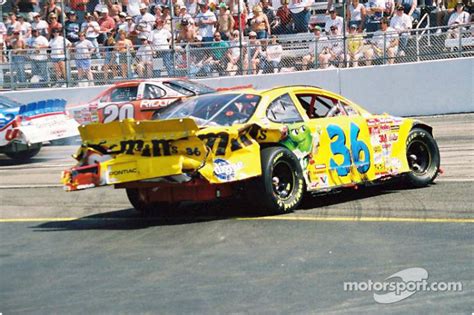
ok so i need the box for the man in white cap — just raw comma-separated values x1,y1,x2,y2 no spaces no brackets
324,6,343,34
135,34,154,78
98,7,115,44
136,3,156,30
27,27,49,85
31,12,49,38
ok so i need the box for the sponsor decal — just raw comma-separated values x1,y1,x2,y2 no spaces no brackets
109,168,137,176
318,174,329,188
213,158,243,182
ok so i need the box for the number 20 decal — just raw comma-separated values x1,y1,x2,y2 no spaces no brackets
327,122,370,176
103,104,135,123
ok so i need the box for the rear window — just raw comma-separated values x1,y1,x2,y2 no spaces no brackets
156,93,260,127
163,80,215,96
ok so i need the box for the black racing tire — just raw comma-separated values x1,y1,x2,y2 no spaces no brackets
4,144,42,161
126,188,179,215
251,146,305,214
405,128,440,187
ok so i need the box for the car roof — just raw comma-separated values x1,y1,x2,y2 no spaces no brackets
110,78,190,88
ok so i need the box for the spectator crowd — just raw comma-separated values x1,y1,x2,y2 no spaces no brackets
0,0,472,85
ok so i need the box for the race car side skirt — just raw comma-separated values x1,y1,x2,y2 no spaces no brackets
115,178,235,203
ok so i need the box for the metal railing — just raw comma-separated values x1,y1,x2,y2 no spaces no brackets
0,23,472,89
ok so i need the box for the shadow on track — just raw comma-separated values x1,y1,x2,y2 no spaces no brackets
0,157,51,167
33,183,409,231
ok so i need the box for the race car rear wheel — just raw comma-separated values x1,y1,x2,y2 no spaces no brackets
405,128,440,187
4,144,42,161
252,147,305,214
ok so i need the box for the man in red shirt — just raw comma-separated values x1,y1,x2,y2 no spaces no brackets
98,7,116,44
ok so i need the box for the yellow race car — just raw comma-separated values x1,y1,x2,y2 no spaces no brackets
62,86,440,213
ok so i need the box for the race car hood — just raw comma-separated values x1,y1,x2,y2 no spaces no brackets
62,118,283,191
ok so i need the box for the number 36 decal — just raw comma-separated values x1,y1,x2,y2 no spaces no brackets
327,123,370,176
103,104,135,123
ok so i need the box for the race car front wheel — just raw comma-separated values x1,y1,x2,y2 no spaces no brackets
4,144,42,161
252,147,305,214
405,128,440,187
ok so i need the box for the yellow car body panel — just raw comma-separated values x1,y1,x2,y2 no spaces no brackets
62,86,420,192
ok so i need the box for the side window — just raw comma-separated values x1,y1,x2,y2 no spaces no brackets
266,94,303,123
143,84,165,99
314,96,335,117
342,102,359,116
110,86,138,102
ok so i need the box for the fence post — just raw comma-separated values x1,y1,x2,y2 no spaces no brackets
9,50,15,90
416,30,420,62
186,44,190,77
127,46,132,79
382,32,387,65
65,46,71,87
458,28,462,58
313,39,318,69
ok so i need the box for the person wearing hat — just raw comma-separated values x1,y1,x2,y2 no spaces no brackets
324,6,343,34
247,31,262,74
365,17,398,65
262,35,283,73
31,13,49,38
250,5,271,39
28,27,50,85
74,32,95,83
98,7,116,44
226,29,246,75
10,30,27,84
397,0,420,22
135,34,154,78
390,4,412,54
49,27,72,82
65,11,81,43
216,2,234,40
114,29,134,78
447,2,471,26
81,13,100,58
302,25,329,70
149,17,174,75
121,15,137,40
136,3,155,32
14,14,32,38
347,0,366,32
48,13,63,36
176,18,198,43
43,0,62,24
347,23,365,67
195,2,217,43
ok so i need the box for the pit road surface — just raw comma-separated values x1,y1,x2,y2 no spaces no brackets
0,114,473,314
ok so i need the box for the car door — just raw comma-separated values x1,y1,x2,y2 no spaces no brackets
292,90,376,190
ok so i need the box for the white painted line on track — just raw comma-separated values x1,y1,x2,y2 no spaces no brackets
0,184,63,189
436,178,474,182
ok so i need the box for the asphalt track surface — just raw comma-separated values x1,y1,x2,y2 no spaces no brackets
0,114,473,314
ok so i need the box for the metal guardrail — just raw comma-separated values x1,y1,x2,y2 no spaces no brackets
0,23,472,89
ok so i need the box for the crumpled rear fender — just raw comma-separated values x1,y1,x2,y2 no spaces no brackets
62,118,286,191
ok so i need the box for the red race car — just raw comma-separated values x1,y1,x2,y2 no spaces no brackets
67,78,216,124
